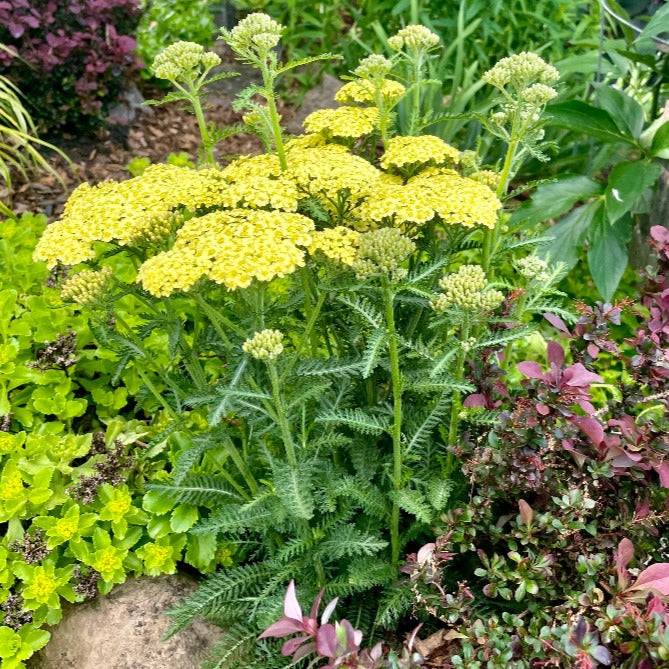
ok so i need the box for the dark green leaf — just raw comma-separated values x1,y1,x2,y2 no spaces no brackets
594,83,645,139
587,214,633,301
541,199,604,270
605,161,660,223
509,176,604,228
636,3,669,42
547,101,637,145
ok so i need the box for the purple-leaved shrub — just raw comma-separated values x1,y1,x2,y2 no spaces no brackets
0,0,142,130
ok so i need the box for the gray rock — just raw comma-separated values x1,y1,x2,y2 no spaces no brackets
286,74,342,135
28,574,219,669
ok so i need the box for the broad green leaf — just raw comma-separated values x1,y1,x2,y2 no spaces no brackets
636,3,669,42
541,199,604,270
594,84,645,138
509,175,603,227
587,214,633,301
170,504,199,533
547,101,637,145
651,121,669,157
605,161,660,223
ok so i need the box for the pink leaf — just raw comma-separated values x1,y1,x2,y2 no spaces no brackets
284,580,303,621
615,538,635,588
309,589,324,623
587,343,600,358
654,462,669,488
562,439,587,467
463,393,487,408
547,340,565,368
543,312,570,333
281,636,311,657
258,618,303,639
321,597,339,625
628,563,669,596
536,403,550,416
572,416,604,446
517,361,544,379
417,543,435,564
563,364,603,387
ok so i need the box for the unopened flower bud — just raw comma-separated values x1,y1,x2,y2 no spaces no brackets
242,329,284,360
60,267,113,307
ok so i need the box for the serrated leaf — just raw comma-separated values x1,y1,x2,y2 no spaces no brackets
316,408,388,435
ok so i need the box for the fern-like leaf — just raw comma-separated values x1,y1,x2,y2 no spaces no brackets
146,475,242,506
317,408,388,435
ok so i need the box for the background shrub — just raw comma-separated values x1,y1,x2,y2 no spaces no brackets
0,0,142,131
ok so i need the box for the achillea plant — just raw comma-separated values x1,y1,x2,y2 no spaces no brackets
32,15,568,667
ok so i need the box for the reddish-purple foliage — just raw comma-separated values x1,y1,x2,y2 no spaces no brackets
260,581,423,668
0,0,141,129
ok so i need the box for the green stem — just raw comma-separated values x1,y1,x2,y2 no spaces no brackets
446,320,470,448
261,62,287,171
268,362,296,467
409,55,424,136
382,279,403,570
195,293,246,339
483,138,519,275
136,368,181,424
282,290,326,381
222,435,258,496
187,78,214,165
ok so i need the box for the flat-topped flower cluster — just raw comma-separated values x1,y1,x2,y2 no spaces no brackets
34,82,502,299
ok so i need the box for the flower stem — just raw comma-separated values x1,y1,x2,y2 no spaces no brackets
446,319,470,449
261,62,287,171
186,77,214,165
268,361,296,467
383,278,403,570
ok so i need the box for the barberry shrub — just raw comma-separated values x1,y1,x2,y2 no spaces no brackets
402,230,669,666
0,0,142,131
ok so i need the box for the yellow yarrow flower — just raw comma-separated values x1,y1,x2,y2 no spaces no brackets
304,106,378,139
380,135,460,170
334,79,405,106
285,145,381,218
308,227,360,265
33,164,228,268
137,209,315,296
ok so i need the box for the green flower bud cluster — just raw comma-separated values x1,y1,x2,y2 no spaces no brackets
222,12,284,55
127,212,184,246
459,150,479,170
242,329,284,361
352,228,416,281
516,255,549,281
354,54,394,81
430,265,504,312
60,267,113,306
388,25,440,54
483,52,559,91
470,170,500,192
521,83,558,106
152,42,221,82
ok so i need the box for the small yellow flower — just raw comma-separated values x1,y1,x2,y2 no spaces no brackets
380,135,460,170
304,106,378,139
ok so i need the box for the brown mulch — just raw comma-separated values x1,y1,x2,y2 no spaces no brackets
7,86,284,219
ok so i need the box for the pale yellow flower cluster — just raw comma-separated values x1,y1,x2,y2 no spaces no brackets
303,106,379,139
380,135,460,170
308,227,360,265
221,154,298,211
285,145,381,219
33,164,228,267
137,209,314,296
359,168,500,229
334,79,405,106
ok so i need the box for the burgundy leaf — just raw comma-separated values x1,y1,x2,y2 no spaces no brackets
543,312,570,333
518,499,533,527
547,340,565,368
281,636,311,657
563,363,603,387
654,461,669,488
615,538,634,588
258,618,303,639
572,416,604,446
586,343,599,358
463,393,487,408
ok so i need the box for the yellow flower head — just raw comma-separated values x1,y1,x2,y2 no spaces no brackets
60,266,113,307
34,164,229,268
334,79,405,106
308,227,360,265
304,106,378,139
285,145,381,217
137,209,315,296
380,135,460,170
